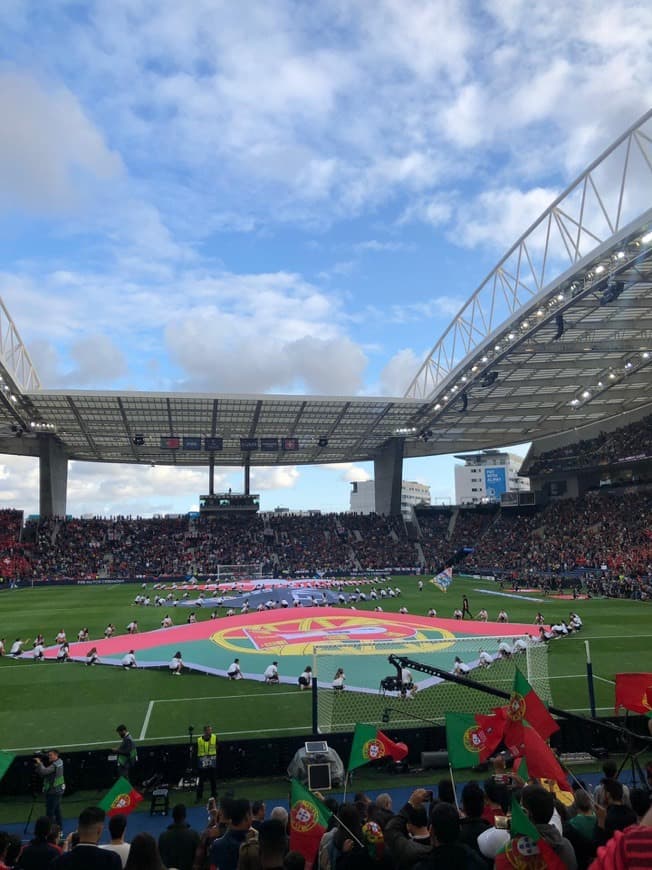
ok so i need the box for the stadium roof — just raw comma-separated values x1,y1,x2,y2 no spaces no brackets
0,112,651,468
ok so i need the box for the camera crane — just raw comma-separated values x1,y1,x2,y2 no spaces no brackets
387,653,652,784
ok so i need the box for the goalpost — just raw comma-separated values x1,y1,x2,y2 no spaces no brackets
208,563,265,582
313,634,550,734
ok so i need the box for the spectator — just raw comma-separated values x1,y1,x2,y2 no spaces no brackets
520,785,577,869
158,804,200,870
208,798,252,870
51,806,121,869
16,815,60,869
458,783,490,856
123,833,165,870
413,802,486,870
101,814,130,868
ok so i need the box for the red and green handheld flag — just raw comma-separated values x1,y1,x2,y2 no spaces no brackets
445,712,504,769
504,721,571,793
348,723,408,772
0,751,16,785
98,776,143,817
507,668,558,740
615,673,652,715
289,779,332,870
495,797,566,869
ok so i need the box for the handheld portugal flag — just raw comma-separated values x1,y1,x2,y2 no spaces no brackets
495,797,566,869
430,566,453,592
503,722,571,794
445,712,504,769
615,673,652,715
348,724,408,772
98,777,143,817
289,779,332,870
507,668,558,740
0,751,16,785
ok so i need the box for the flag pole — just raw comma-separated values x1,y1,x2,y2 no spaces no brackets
448,764,460,812
584,641,597,719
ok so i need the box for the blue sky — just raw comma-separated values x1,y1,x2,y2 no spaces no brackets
0,1,650,516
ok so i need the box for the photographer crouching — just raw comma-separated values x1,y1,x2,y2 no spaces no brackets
34,749,65,830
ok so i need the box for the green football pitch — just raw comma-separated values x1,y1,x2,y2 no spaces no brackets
0,577,650,753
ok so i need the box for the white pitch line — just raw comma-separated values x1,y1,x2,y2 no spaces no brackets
4,725,311,753
154,690,300,704
139,700,155,741
593,675,616,685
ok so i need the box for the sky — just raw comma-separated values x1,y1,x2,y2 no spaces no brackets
0,0,651,517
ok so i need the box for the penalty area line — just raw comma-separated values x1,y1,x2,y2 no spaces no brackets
140,700,155,741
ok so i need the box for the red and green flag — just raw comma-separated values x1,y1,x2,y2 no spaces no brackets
98,776,143,817
348,724,408,772
289,779,332,870
495,797,566,869
0,751,16,784
504,721,571,793
615,673,652,715
507,668,558,740
445,712,504,769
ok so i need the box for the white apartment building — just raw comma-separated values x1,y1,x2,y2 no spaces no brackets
454,450,529,505
350,479,431,516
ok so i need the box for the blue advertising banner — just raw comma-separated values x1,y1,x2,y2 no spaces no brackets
484,466,507,499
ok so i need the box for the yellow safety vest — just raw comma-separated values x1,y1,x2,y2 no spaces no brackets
197,734,217,758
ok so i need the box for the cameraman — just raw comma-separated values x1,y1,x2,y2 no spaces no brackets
34,749,65,830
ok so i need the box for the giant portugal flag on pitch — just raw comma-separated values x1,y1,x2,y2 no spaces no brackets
289,779,332,870
507,668,558,740
348,723,408,772
614,673,652,715
0,751,15,784
445,712,504,769
98,777,143,817
495,797,566,869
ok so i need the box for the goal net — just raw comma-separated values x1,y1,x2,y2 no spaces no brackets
313,634,550,734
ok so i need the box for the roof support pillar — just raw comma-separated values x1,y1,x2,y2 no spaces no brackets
39,436,68,517
208,456,215,495
244,456,251,495
374,437,404,516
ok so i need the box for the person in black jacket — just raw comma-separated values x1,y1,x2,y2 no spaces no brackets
16,815,60,869
412,803,486,870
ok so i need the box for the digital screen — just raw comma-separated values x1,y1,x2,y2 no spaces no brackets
305,740,329,753
260,437,279,452
240,438,259,451
204,437,223,451
182,436,201,450
282,437,299,451
160,436,180,449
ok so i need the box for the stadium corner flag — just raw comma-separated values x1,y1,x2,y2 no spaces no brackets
289,779,332,870
348,723,408,771
0,751,15,784
98,777,143,817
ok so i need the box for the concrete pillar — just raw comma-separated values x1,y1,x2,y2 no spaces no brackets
244,457,251,495
39,437,68,517
374,438,404,516
208,457,215,495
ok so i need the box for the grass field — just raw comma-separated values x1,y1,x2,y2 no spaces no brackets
1,576,650,753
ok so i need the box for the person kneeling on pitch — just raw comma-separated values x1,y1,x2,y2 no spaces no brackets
227,658,243,680
264,661,280,684
169,651,184,675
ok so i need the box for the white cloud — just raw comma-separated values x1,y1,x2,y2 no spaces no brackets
0,72,123,212
320,462,371,483
452,186,558,250
379,348,422,396
250,466,300,490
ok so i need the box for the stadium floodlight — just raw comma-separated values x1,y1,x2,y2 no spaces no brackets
595,264,605,274
641,230,652,244
643,352,650,359
582,390,591,399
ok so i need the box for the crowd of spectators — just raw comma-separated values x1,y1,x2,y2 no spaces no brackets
528,414,652,475
465,489,652,596
3,759,652,869
0,482,646,599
